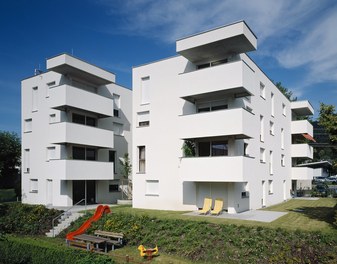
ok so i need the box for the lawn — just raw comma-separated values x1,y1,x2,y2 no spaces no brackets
108,198,337,233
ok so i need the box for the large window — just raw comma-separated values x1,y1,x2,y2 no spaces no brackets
72,113,96,127
198,141,228,157
138,146,146,173
197,100,228,113
72,146,96,161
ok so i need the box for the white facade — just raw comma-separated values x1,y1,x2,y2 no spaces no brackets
132,21,314,213
21,54,132,206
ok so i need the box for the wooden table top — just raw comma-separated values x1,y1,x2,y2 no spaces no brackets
74,234,107,244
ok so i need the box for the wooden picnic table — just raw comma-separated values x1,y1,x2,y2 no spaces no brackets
73,234,109,252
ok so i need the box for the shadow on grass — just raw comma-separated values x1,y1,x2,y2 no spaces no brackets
290,206,336,227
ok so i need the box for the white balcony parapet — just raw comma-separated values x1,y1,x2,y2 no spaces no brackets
291,167,314,181
48,160,114,180
50,122,113,148
291,120,313,137
179,60,255,102
179,108,254,140
291,144,313,159
291,101,314,116
177,21,257,63
50,85,113,117
47,53,115,85
179,156,255,182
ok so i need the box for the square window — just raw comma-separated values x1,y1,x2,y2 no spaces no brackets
109,184,119,192
30,179,38,193
145,180,159,196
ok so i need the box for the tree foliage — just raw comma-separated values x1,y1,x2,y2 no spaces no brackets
318,103,337,143
182,140,196,157
0,131,21,193
274,81,297,101
119,153,132,179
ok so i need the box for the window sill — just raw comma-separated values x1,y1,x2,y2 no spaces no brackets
268,192,274,195
30,191,38,193
145,194,159,197
32,110,38,113
137,125,150,128
24,131,32,134
260,95,266,100
140,103,150,106
260,161,266,164
137,172,146,174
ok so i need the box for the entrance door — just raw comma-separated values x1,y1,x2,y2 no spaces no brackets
46,179,53,205
262,181,266,207
72,180,96,205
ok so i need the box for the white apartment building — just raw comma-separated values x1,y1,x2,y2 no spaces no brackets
132,21,314,213
21,54,132,206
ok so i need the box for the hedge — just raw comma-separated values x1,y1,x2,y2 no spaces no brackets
0,236,114,264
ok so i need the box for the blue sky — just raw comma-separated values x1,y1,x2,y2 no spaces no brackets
0,0,336,135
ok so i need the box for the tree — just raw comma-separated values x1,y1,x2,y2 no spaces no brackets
119,153,132,200
274,81,297,101
182,140,196,157
0,131,21,196
318,103,337,143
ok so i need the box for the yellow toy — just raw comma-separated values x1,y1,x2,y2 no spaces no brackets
138,245,159,260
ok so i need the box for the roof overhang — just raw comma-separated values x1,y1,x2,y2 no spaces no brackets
176,21,257,64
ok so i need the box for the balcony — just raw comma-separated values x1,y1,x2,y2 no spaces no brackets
291,120,313,136
291,144,313,159
179,60,255,102
48,160,114,180
179,156,255,182
49,122,113,148
179,108,254,139
291,101,314,116
291,167,314,181
49,85,113,117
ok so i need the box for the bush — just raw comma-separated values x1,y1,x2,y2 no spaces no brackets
0,203,62,235
0,236,114,264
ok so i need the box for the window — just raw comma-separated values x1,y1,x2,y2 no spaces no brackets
269,151,273,174
260,82,265,99
137,111,150,127
46,81,56,97
49,113,56,123
260,148,265,163
47,146,56,161
211,141,228,156
244,143,249,156
242,182,249,198
109,184,119,192
72,113,96,127
24,118,32,133
72,147,96,161
197,100,228,113
32,86,38,111
198,142,210,156
141,77,150,104
268,180,273,194
138,146,145,173
109,151,116,173
86,116,96,127
86,148,96,161
113,122,123,136
24,149,30,173
281,154,285,167
260,115,264,142
271,92,274,116
269,121,274,135
113,94,120,117
146,180,159,196
281,128,284,149
30,179,38,193
282,103,286,116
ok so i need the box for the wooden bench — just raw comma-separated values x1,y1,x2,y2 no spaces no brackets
94,230,124,250
67,239,95,251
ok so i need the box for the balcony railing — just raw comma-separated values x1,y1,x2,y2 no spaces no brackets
291,144,313,159
179,155,255,182
291,120,313,136
291,167,314,180
49,122,114,148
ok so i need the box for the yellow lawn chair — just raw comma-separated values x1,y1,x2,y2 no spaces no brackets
198,197,212,215
210,198,223,215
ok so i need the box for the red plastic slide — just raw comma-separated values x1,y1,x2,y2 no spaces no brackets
66,205,111,240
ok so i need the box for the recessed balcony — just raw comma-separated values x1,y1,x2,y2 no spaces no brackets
179,156,255,182
48,160,114,180
179,60,255,102
291,167,314,181
291,120,313,136
49,122,113,148
291,144,313,159
49,85,113,117
179,108,254,140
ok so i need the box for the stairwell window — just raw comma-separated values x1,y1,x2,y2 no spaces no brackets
269,151,273,174
260,82,265,99
24,118,32,133
281,128,285,149
269,121,274,135
260,115,264,142
109,151,117,174
138,146,146,173
24,149,30,173
268,180,273,194
141,77,150,105
271,92,275,116
260,148,265,163
282,103,286,116
137,111,150,127
113,122,124,136
281,154,285,167
113,94,121,117
32,86,38,112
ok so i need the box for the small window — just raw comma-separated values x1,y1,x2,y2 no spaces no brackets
281,128,285,149
146,180,159,196
46,81,56,97
244,143,249,156
47,146,56,161
260,148,265,163
138,146,146,173
24,118,32,133
268,180,273,194
49,114,56,123
30,179,38,193
113,122,123,136
141,77,150,104
282,103,286,116
138,111,150,127
109,151,116,173
271,92,275,116
260,82,265,99
109,184,119,192
32,86,38,112
197,63,210,70
281,154,285,167
260,115,264,142
24,149,30,173
269,151,273,175
269,121,274,135
211,104,228,111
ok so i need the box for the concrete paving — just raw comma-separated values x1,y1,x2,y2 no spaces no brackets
184,210,288,223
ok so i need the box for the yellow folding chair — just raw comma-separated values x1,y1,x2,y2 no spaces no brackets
210,198,223,216
198,197,212,215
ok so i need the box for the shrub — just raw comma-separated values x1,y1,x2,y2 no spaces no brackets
0,235,114,264
0,203,62,235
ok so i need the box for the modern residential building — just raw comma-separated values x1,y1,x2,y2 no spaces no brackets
132,21,315,213
21,54,132,206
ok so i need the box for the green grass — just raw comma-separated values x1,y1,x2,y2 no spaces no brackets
109,198,337,233
0,189,16,202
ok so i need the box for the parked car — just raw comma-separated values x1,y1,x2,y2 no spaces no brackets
313,176,327,183
325,177,337,184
